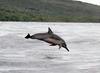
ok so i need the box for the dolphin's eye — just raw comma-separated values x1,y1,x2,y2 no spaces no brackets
62,43,66,47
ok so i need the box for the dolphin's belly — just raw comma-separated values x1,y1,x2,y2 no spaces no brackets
44,38,62,45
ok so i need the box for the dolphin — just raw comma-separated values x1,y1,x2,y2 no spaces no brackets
25,27,69,52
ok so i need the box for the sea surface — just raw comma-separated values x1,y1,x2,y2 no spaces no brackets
0,22,100,73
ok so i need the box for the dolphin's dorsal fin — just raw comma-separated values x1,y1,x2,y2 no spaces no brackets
48,27,53,34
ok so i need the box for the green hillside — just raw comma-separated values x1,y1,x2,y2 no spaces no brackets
0,0,100,22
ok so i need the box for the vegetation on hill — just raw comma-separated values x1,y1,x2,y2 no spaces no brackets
0,0,100,22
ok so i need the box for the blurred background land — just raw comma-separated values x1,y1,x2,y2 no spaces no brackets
0,0,100,22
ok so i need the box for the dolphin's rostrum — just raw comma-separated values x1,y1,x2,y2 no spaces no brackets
25,27,69,52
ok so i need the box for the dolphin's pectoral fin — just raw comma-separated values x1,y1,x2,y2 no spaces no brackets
58,44,62,49
50,44,56,46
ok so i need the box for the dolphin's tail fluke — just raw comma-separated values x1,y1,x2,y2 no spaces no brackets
25,33,31,39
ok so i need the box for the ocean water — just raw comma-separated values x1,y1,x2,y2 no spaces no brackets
0,22,100,73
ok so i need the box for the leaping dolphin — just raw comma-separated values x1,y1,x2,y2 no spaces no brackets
25,27,69,52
